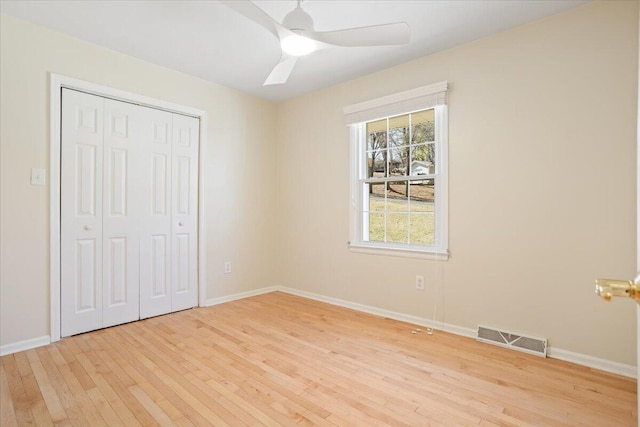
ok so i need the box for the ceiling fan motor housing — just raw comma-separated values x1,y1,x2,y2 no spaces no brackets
282,6,314,33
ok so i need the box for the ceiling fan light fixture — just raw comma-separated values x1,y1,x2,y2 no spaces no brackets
281,34,316,56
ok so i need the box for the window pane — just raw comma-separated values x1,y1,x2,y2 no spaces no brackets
389,114,410,149
367,213,385,243
367,128,387,151
367,150,386,178
410,213,435,245
410,143,435,176
366,184,385,212
386,181,408,212
386,213,408,244
386,181,408,211
389,148,409,176
389,113,410,131
411,109,435,144
367,118,387,135
409,180,435,212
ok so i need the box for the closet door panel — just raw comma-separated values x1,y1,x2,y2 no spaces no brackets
61,89,201,334
102,99,140,327
139,107,173,319
61,89,104,337
171,114,199,312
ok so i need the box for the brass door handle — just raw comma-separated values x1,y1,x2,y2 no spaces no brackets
595,278,640,302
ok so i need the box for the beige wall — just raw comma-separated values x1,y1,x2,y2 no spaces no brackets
0,14,279,346
1,1,638,367
277,1,639,364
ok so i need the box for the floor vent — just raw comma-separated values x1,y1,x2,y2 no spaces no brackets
477,325,547,357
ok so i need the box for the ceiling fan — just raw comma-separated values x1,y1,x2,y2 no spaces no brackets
221,0,410,86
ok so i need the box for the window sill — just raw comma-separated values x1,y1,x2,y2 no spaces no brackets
347,243,449,260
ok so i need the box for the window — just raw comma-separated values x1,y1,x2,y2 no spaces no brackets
345,82,448,259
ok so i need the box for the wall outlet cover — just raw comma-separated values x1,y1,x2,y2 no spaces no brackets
31,168,46,185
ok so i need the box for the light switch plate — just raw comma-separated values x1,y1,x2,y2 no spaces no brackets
31,168,46,186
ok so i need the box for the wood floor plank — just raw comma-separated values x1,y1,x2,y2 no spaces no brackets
86,387,124,427
50,353,108,426
2,292,636,426
1,358,19,427
35,346,105,426
120,323,260,425
69,350,137,426
82,371,141,426
2,355,33,426
20,369,54,426
129,385,176,426
24,349,68,423
101,327,231,427
12,352,33,378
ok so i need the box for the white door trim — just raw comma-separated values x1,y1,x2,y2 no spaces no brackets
49,73,208,342
636,4,640,418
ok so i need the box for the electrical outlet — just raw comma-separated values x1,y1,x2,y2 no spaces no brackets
415,275,425,291
224,261,231,274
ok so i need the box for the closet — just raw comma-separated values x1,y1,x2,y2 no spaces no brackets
60,89,199,337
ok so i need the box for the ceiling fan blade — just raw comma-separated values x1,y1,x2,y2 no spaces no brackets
220,0,281,38
310,22,410,47
264,55,298,86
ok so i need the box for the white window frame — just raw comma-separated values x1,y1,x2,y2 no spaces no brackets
345,82,449,260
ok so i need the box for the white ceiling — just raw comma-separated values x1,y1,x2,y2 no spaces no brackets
0,0,587,102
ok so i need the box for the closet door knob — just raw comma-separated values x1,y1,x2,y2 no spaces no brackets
83,225,92,231
178,222,184,227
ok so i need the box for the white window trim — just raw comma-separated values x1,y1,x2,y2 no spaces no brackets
345,82,449,260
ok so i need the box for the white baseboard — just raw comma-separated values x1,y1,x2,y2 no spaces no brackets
274,286,637,379
204,286,279,307
0,335,50,357
547,347,636,378
2,286,635,378
278,286,477,338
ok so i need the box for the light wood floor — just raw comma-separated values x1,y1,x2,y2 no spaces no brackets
1,292,636,426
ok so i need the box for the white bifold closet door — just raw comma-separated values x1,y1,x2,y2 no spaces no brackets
137,108,200,318
61,89,199,337
138,106,173,319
